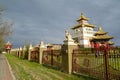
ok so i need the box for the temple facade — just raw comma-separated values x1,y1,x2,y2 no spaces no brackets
71,13,114,48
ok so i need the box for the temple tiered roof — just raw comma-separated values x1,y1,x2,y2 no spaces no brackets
93,27,113,40
72,24,95,29
77,12,89,21
95,27,108,35
72,12,95,29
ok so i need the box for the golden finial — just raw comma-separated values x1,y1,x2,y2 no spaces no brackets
81,12,84,16
98,27,102,31
96,26,108,35
80,12,85,18
77,12,89,21
98,26,104,31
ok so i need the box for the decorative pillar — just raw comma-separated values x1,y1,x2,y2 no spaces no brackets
23,46,26,59
18,48,20,58
39,41,46,64
17,48,19,57
62,30,78,74
28,44,33,61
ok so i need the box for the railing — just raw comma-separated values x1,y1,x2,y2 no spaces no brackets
42,49,62,69
30,51,39,62
72,49,120,80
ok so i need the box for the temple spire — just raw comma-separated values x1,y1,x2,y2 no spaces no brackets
77,12,89,21
98,27,102,31
72,12,95,29
95,26,108,35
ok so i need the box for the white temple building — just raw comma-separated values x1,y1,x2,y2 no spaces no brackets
71,13,96,48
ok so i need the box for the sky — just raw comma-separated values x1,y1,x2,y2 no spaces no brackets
0,0,120,47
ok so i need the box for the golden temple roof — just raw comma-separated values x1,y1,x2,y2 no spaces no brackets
77,12,89,21
93,27,114,40
95,27,108,35
72,24,95,29
72,12,95,29
93,35,114,40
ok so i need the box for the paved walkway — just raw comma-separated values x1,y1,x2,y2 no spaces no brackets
0,54,13,80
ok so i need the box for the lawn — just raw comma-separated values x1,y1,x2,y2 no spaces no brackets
6,54,96,80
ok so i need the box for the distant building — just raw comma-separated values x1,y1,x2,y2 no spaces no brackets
5,41,12,53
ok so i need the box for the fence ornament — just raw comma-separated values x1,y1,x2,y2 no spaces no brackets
29,44,33,50
40,41,46,48
23,46,26,50
65,30,73,41
64,30,77,45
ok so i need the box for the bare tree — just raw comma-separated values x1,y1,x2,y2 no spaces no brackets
0,7,13,52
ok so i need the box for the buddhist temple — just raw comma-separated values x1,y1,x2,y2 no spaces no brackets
71,13,114,48
72,12,95,48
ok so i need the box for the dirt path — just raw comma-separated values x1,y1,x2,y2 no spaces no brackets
0,54,14,80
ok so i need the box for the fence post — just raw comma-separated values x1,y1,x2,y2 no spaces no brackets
51,50,53,66
39,41,46,64
18,47,22,58
18,48,20,58
101,44,109,80
28,44,33,61
22,46,26,59
16,48,19,57
104,49,109,80
62,33,78,74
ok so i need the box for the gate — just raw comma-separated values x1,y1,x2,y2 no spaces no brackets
42,49,62,69
72,49,120,80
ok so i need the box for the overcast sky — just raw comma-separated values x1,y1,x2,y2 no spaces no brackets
0,0,120,47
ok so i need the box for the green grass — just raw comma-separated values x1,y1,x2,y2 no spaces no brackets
6,54,96,80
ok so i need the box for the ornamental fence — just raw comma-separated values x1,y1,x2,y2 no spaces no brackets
72,49,120,80
42,49,62,69
11,46,120,80
30,51,39,62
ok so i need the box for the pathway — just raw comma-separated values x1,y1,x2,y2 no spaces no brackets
0,54,13,80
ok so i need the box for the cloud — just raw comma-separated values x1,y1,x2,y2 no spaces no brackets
0,0,120,47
